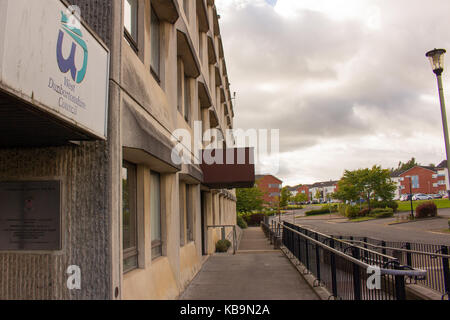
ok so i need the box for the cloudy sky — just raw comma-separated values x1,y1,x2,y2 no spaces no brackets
215,0,450,186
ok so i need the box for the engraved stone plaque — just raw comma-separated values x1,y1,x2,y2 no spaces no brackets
0,181,61,250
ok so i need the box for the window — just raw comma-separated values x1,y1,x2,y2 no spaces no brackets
184,76,191,124
411,175,419,189
179,183,185,247
123,161,138,273
198,31,203,62
150,172,162,259
177,61,183,113
150,7,161,81
186,185,194,242
124,0,138,51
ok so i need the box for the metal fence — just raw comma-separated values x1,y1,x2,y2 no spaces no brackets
262,220,427,300
335,235,450,299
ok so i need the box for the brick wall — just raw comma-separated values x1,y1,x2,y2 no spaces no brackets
256,175,282,207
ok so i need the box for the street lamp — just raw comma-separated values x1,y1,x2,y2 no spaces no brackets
405,176,414,219
426,48,450,198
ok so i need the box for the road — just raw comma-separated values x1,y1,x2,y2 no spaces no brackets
269,206,450,245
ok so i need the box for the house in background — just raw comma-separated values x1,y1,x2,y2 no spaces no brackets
288,184,310,201
394,162,449,197
309,181,338,202
255,174,283,207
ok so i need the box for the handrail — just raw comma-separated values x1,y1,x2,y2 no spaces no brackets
277,221,399,262
343,239,450,259
279,222,427,278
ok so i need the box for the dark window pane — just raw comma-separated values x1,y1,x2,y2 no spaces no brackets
122,161,137,272
150,8,160,79
184,76,190,123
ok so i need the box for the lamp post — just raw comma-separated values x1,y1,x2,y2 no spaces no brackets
426,48,450,198
405,176,414,219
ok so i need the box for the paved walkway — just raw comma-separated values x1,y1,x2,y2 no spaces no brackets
180,227,319,300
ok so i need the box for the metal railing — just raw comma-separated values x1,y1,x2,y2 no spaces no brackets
334,235,450,299
262,220,427,300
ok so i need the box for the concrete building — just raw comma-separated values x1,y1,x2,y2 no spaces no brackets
255,174,283,207
0,0,254,300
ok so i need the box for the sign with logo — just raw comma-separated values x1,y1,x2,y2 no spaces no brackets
0,181,61,251
0,0,109,139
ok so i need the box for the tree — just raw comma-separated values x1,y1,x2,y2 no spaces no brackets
334,165,396,207
280,187,290,208
294,192,308,203
315,190,323,201
236,186,264,213
391,157,419,176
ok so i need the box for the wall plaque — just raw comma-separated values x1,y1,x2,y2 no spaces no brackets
0,181,61,251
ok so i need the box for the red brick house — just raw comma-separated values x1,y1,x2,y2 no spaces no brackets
397,165,447,195
255,174,283,207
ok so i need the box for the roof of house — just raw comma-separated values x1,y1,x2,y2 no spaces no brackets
437,160,447,168
255,174,283,183
310,180,338,188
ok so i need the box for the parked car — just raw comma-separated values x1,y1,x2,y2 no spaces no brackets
400,194,412,201
443,194,449,199
412,193,432,201
432,194,443,199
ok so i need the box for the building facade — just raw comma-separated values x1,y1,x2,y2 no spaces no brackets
0,0,254,300
309,181,338,202
394,163,449,197
255,174,283,207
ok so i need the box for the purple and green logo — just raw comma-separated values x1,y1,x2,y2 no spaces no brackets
56,10,88,84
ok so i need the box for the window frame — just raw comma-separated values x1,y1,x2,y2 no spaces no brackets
124,0,139,53
150,6,161,83
122,161,139,274
184,75,191,124
150,171,163,260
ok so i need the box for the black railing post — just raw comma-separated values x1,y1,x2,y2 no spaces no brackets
394,275,406,300
315,233,321,283
352,247,362,300
305,231,310,271
406,242,412,266
441,246,450,297
363,237,368,261
330,239,338,299
382,241,387,263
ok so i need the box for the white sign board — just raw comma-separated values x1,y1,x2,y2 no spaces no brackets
0,0,109,139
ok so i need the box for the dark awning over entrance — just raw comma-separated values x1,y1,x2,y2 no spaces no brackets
0,89,94,147
200,147,255,189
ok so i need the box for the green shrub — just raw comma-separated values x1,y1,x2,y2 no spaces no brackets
370,208,394,218
305,208,332,216
216,239,232,253
339,204,347,216
237,215,248,229
321,204,338,213
345,205,360,218
416,201,437,218
371,200,398,213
